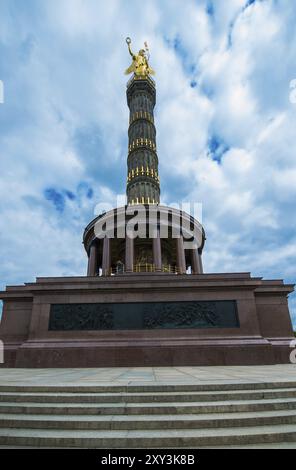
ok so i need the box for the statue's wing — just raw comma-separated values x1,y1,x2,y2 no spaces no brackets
125,63,135,75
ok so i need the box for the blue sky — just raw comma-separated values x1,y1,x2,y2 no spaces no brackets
0,0,295,327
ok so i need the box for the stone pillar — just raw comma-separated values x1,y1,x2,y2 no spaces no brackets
198,250,204,274
87,241,97,276
102,237,111,276
191,248,202,274
153,229,162,272
125,235,134,273
176,236,186,274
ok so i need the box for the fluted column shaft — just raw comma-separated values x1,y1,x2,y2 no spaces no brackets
198,250,204,274
125,236,134,273
191,248,203,274
126,78,160,205
87,242,97,276
102,237,111,276
176,236,186,274
153,229,162,272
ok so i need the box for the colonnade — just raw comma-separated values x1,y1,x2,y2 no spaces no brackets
87,231,203,276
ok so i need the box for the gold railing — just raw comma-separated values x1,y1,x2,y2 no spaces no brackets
161,265,181,274
107,264,180,275
134,264,180,274
133,263,155,273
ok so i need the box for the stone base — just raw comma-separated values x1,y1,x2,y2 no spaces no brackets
0,273,294,367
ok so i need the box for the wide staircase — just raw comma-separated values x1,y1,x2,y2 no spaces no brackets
0,381,296,448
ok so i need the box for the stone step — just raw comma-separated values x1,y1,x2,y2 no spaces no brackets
0,381,296,394
0,387,295,404
204,443,296,449
1,410,296,431
0,397,296,416
0,424,296,448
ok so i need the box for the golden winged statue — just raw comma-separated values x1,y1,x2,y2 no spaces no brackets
125,37,155,77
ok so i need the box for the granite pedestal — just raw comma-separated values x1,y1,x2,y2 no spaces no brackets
0,272,294,368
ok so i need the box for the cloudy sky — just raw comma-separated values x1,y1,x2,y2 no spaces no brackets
0,0,295,327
